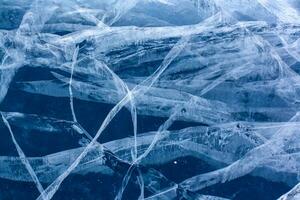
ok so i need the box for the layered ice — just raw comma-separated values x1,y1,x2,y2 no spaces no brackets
0,0,300,199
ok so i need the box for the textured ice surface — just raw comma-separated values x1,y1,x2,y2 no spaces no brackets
0,0,300,199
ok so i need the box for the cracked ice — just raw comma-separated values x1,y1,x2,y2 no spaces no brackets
0,0,300,199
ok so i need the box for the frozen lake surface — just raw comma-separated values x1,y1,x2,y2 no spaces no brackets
0,0,300,199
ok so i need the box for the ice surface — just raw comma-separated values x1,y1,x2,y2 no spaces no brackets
1,0,300,199
279,182,300,200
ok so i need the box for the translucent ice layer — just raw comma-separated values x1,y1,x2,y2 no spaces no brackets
1,0,300,199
